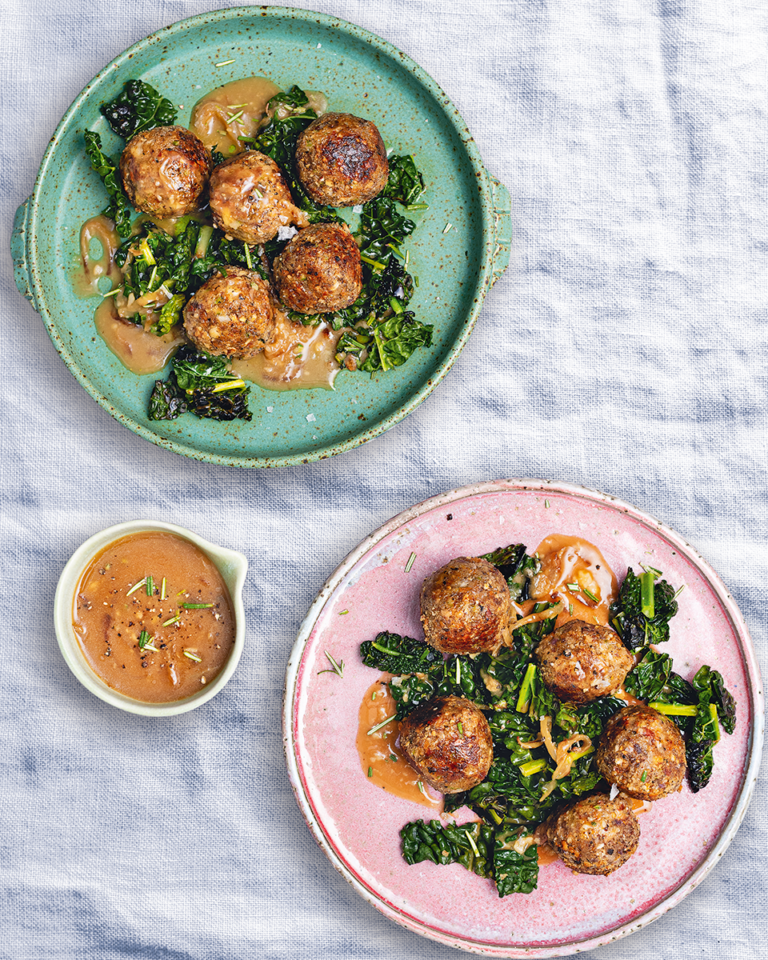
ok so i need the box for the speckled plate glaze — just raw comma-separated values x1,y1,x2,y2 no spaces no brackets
284,479,763,957
11,6,510,468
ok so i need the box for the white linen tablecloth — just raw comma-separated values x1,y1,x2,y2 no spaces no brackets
1,0,766,957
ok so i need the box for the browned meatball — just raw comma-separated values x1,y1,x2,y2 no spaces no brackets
208,150,306,245
597,705,686,801
295,112,389,207
182,266,275,359
420,557,511,655
273,223,363,314
398,695,493,793
535,620,635,704
547,793,640,875
119,126,211,218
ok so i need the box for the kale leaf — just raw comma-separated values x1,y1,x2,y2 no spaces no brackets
481,543,540,601
401,819,494,878
624,649,673,701
359,631,441,675
610,568,679,650
683,665,736,792
84,131,132,239
267,85,310,110
116,220,268,318
687,740,715,793
493,832,539,897
693,665,736,736
148,379,187,421
101,80,178,139
381,155,426,207
388,674,435,719
148,346,252,422
357,311,433,373
572,697,626,739
401,820,538,898
358,196,416,265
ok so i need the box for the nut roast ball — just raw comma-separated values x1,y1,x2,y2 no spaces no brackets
420,557,511,655
398,695,493,794
182,267,275,359
273,223,363,314
535,619,635,704
208,150,303,245
119,125,211,218
596,705,687,801
547,793,641,875
295,112,389,207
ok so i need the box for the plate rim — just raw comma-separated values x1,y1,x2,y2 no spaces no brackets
283,477,764,957
21,4,500,468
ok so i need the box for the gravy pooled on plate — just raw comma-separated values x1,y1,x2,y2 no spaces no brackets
73,531,236,703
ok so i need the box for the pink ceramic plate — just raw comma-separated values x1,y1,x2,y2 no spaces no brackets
283,480,763,956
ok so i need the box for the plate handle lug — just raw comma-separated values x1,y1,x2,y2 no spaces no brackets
487,174,512,287
11,198,37,310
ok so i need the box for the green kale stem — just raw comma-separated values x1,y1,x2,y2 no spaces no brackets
640,570,655,619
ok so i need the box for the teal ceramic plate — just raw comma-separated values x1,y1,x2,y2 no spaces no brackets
12,6,511,468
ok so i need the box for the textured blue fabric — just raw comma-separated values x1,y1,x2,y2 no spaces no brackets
1,0,766,957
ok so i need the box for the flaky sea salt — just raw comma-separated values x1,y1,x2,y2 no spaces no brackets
306,413,316,423
277,225,298,241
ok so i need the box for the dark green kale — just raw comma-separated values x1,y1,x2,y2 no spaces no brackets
551,752,603,800
188,386,252,422
407,824,531,902
686,741,715,793
148,346,252,422
358,196,416,266
683,665,737,792
481,543,541,602
486,711,538,764
332,258,431,372
526,664,558,720
388,674,435,719
267,85,310,110
401,819,494,878
493,832,539,897
572,697,626,739
115,219,268,316
84,131,133,239
431,654,487,703
624,649,674,701
148,379,187,421
381,155,426,207
694,665,736,736
359,632,441,675
101,80,178,139
610,567,679,650
152,293,186,336
471,758,558,825
357,311,433,373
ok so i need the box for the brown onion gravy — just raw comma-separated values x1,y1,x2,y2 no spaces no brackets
189,76,282,154
72,215,123,298
189,76,328,156
94,299,186,376
356,678,442,810
529,534,618,628
73,532,236,704
232,308,341,392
